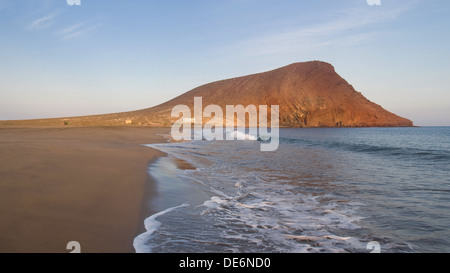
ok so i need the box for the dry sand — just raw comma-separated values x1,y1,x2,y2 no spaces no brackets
0,126,169,253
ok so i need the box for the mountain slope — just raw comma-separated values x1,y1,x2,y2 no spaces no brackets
0,61,413,127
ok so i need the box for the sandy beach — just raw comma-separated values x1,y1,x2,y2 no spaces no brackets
0,126,168,253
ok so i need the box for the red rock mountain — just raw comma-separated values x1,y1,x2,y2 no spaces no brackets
1,61,413,127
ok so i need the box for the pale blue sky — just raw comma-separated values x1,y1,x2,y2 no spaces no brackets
0,0,449,125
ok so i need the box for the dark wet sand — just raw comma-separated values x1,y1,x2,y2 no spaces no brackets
0,126,168,253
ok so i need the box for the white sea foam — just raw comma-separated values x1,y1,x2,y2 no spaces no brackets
224,130,257,141
143,139,372,252
133,202,189,253
147,139,420,252
138,128,439,252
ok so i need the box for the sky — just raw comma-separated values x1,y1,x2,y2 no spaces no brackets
0,0,449,126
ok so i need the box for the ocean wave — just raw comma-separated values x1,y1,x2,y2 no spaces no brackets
138,128,448,252
133,203,189,253
279,136,450,162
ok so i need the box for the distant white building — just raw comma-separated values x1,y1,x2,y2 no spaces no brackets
125,119,133,125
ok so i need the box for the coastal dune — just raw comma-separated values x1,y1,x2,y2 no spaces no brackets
0,127,167,253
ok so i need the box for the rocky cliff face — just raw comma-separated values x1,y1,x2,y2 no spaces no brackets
132,61,413,127
0,61,413,127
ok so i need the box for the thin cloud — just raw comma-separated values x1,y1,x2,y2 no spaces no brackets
58,22,85,35
60,23,103,40
231,4,416,56
28,13,57,30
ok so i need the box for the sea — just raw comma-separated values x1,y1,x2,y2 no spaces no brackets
133,127,450,253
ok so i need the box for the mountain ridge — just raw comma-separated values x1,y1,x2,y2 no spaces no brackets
0,61,413,127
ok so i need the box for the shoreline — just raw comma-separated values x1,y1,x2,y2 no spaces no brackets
136,143,197,237
0,126,169,253
133,148,209,253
